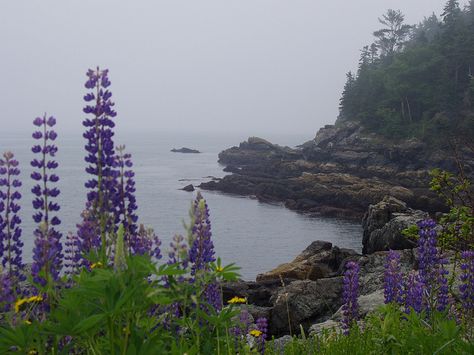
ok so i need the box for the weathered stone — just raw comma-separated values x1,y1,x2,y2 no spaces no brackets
308,319,341,336
199,121,461,218
222,279,284,307
331,289,385,321
362,196,429,254
256,241,358,282
171,147,200,153
181,184,195,192
270,278,343,336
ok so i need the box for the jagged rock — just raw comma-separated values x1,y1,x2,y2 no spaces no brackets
171,147,200,153
256,241,358,282
357,249,417,295
222,279,284,307
270,278,343,336
200,122,459,218
181,184,195,192
362,196,429,254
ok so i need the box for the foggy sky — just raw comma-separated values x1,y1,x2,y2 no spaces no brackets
0,1,455,136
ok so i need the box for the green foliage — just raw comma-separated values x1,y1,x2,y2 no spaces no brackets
0,253,243,354
268,305,473,355
430,168,474,250
339,3,474,142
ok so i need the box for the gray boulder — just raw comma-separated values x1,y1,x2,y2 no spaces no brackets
362,196,428,254
270,277,343,336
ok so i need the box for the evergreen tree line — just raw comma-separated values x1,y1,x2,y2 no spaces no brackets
339,0,474,141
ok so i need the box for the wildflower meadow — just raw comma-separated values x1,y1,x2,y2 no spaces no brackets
0,68,473,354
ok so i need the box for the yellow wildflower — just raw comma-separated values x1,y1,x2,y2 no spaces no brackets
14,295,43,313
14,298,28,313
227,296,246,304
249,329,263,337
216,266,224,272
27,295,43,303
90,262,103,269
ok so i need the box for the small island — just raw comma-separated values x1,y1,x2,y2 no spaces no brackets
171,147,201,154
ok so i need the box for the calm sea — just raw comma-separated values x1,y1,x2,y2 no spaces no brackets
0,130,362,280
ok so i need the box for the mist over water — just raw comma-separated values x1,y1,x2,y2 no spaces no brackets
0,130,361,280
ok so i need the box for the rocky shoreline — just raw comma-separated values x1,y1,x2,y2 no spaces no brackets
223,239,419,337
199,122,471,219
200,122,472,339
221,196,427,337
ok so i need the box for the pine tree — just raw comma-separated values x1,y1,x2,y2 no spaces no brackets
373,9,412,57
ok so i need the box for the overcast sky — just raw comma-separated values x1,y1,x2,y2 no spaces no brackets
0,1,457,136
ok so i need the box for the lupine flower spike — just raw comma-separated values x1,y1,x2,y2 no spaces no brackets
384,250,404,304
404,270,424,314
460,250,474,312
0,151,25,285
255,317,268,354
30,115,63,287
82,67,118,259
417,219,449,312
341,260,360,334
188,192,215,275
114,145,138,246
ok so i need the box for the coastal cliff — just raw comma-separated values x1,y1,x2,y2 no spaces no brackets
200,122,471,219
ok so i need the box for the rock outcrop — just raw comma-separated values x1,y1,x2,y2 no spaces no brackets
171,147,201,153
256,240,357,282
181,184,195,192
200,122,460,219
222,240,421,337
362,196,429,254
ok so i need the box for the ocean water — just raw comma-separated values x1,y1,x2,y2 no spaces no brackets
0,130,362,280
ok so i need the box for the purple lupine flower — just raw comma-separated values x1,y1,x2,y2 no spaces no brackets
341,260,359,334
82,67,119,257
188,192,215,276
168,234,187,266
460,250,474,311
404,270,424,314
417,219,449,312
0,151,25,284
417,219,438,284
0,272,15,312
435,256,449,312
384,250,404,304
76,209,101,267
30,115,63,286
255,317,268,354
113,145,138,246
64,232,81,276
130,224,162,259
203,282,222,312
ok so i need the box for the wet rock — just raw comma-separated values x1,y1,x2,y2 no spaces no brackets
181,184,195,192
171,147,200,153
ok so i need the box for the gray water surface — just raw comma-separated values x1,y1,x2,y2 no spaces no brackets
0,130,362,280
